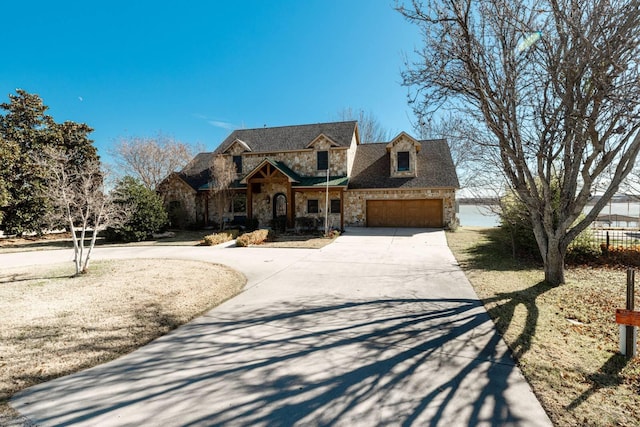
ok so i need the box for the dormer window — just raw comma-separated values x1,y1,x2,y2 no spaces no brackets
317,150,328,170
397,152,410,171
386,132,421,178
232,155,242,173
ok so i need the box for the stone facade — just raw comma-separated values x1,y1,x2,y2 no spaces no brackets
252,181,289,227
159,122,459,230
199,186,456,229
294,190,343,229
157,174,198,227
237,147,348,178
388,134,420,178
344,188,457,227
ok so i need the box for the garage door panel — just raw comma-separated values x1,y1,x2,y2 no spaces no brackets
366,199,443,228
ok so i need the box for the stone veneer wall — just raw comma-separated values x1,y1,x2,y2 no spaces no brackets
389,135,419,178
343,188,457,227
252,181,289,227
294,190,342,230
240,146,348,178
157,175,197,226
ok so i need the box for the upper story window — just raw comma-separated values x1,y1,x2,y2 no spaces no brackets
397,151,410,172
317,150,328,171
232,155,243,173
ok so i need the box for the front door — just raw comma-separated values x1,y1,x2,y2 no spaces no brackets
272,193,287,232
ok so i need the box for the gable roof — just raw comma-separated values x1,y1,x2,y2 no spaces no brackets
240,158,301,184
223,138,252,153
305,133,340,148
175,152,215,190
214,121,358,153
386,131,421,152
348,140,460,189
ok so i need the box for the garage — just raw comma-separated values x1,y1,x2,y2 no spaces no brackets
366,199,443,228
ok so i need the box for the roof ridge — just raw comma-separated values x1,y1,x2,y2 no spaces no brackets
233,120,357,132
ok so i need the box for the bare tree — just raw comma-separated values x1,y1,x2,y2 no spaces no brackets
37,147,128,275
398,0,640,285
109,134,202,190
418,113,490,191
337,108,390,143
209,155,236,230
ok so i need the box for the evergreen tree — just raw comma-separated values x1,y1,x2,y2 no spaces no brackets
0,89,97,235
107,176,168,242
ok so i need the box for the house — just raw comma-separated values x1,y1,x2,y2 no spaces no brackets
158,121,459,230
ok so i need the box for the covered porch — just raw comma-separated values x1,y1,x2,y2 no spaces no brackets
242,158,348,230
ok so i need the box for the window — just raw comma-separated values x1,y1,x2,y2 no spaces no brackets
397,151,410,171
232,155,242,173
317,150,328,170
232,195,246,213
330,199,341,214
307,199,319,214
251,183,261,193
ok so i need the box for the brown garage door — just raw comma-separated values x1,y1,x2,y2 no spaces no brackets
367,199,443,228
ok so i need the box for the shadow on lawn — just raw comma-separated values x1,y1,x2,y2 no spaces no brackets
566,353,632,411
12,297,538,426
483,281,554,361
463,228,542,272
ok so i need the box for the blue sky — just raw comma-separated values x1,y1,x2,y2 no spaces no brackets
3,1,422,163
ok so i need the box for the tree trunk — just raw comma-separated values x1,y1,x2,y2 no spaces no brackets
543,239,565,285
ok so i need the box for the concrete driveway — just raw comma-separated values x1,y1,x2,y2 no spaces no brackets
7,228,551,426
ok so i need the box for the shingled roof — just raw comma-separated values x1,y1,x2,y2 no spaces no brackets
176,152,215,190
214,121,358,153
170,126,458,192
348,140,460,189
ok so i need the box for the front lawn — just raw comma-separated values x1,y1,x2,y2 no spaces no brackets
447,227,640,426
0,259,245,425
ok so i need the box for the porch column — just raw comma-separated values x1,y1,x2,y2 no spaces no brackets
340,188,344,230
247,183,253,221
287,183,295,228
204,192,209,226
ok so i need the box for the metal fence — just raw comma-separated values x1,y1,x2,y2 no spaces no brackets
588,228,640,249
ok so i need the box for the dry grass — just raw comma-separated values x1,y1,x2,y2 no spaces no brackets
0,229,337,253
0,259,245,425
447,227,640,427
0,230,212,253
259,234,337,249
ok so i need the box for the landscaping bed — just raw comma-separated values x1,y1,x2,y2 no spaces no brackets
447,227,640,427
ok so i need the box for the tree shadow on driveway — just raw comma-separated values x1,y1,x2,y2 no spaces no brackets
12,296,550,426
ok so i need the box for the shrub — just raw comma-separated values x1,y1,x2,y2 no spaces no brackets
270,215,287,234
295,216,321,233
245,217,259,232
106,177,168,242
500,183,600,263
596,245,640,267
201,232,234,246
498,190,540,259
236,229,269,247
566,226,599,263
